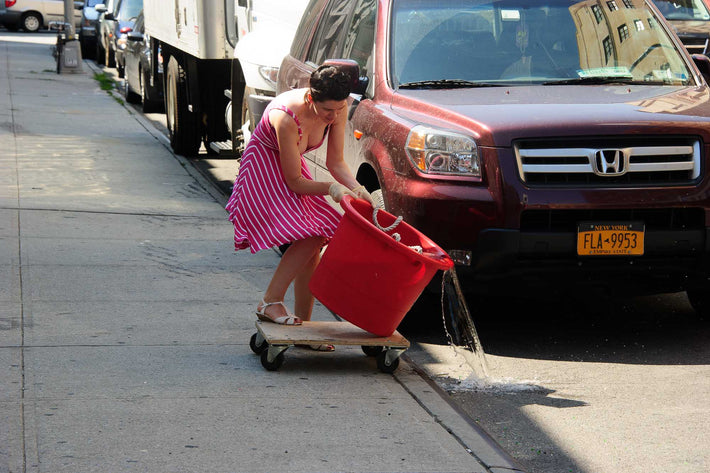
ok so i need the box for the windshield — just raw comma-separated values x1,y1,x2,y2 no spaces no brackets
651,0,710,20
118,0,142,21
391,0,693,87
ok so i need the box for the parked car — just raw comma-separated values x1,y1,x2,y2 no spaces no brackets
109,0,141,77
123,9,162,112
651,0,710,55
278,0,710,316
78,0,102,59
95,0,117,66
0,0,81,32
231,0,310,150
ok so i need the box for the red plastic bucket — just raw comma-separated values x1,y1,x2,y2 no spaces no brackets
309,196,453,336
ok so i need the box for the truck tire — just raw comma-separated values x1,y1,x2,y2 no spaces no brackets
166,56,200,156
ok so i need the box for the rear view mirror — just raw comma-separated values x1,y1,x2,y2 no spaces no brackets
692,54,710,84
127,31,143,42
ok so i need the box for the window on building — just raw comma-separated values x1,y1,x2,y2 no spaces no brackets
592,5,604,23
603,35,613,63
634,19,645,31
618,23,630,42
607,0,619,11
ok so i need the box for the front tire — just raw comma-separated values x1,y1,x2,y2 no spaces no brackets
105,43,115,67
22,12,41,32
116,53,124,77
96,39,105,66
125,79,141,104
165,56,200,156
140,68,161,113
371,188,385,210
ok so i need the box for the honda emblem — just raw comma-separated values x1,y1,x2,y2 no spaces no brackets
594,149,628,176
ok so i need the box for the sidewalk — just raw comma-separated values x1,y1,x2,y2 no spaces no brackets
0,32,523,473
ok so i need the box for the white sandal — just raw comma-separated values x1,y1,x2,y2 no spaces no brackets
256,300,302,325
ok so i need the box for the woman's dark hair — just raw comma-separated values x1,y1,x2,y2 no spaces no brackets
309,65,351,102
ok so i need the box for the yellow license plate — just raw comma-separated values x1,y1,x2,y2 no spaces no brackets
577,222,645,256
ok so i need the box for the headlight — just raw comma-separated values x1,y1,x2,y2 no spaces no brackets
258,65,279,87
405,126,480,177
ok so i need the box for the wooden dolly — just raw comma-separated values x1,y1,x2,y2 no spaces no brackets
250,320,410,373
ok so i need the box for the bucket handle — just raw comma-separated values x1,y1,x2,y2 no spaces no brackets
372,207,403,234
372,207,424,254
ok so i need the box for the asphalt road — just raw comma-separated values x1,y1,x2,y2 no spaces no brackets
101,56,710,473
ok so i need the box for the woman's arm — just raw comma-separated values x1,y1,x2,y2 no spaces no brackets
324,108,360,189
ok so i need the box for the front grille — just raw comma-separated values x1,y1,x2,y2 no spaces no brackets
679,35,709,55
515,137,702,186
520,208,705,232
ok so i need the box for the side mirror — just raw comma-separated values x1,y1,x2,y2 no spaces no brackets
127,31,143,42
323,58,362,93
95,3,106,13
74,1,84,9
692,54,710,84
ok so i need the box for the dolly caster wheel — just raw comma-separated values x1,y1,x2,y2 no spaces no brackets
376,351,400,373
362,345,384,357
249,333,267,354
260,349,285,371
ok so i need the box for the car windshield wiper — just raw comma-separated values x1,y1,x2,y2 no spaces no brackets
542,76,669,85
398,79,502,89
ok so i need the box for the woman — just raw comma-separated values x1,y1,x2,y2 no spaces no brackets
226,64,372,338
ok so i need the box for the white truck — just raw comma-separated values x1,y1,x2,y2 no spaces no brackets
142,0,306,157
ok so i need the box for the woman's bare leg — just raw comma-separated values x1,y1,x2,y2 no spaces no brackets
293,249,321,321
260,236,326,321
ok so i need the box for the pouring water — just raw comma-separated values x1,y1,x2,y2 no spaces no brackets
440,267,490,378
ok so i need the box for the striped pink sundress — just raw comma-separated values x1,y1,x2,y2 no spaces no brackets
225,104,343,253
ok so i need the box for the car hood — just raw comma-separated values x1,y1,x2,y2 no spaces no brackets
391,85,710,147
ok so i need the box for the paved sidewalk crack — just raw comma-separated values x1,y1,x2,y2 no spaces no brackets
7,39,28,473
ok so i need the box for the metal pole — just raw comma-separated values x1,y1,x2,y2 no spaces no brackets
63,0,75,39
59,0,83,73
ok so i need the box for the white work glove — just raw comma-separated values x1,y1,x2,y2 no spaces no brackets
328,182,356,203
351,185,375,206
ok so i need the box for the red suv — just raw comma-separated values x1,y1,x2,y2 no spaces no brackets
278,0,710,315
